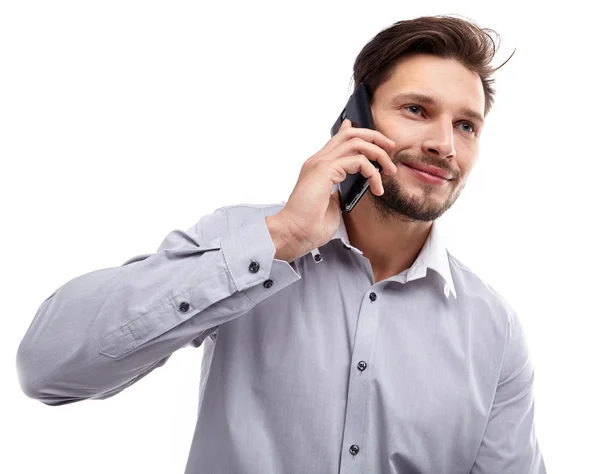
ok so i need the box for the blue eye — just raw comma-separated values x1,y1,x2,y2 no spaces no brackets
459,122,475,133
406,105,422,115
404,105,477,135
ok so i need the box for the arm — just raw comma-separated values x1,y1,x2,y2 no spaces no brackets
470,308,546,473
16,206,302,406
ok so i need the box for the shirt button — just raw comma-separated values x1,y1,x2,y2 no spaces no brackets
314,253,322,262
349,444,360,456
357,360,367,371
263,279,273,289
249,261,260,273
178,301,190,312
369,292,377,301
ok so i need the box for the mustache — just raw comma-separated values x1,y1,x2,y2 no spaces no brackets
392,151,458,180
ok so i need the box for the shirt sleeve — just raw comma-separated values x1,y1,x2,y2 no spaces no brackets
16,206,301,406
470,307,546,473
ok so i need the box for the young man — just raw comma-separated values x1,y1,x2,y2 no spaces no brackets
17,15,546,474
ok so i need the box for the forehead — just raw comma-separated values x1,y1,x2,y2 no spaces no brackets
375,54,485,118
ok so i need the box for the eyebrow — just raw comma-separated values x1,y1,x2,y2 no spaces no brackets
390,92,485,126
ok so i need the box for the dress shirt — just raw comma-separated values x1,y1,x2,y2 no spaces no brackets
17,200,546,473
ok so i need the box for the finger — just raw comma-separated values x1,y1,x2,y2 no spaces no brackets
333,138,397,176
322,121,395,157
335,154,384,195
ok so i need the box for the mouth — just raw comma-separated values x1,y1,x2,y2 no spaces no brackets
401,163,451,185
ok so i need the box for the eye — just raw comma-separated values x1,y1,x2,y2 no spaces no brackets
406,105,423,115
458,122,476,134
403,105,478,135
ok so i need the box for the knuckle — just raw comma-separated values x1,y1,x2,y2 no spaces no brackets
361,156,375,173
302,158,314,170
337,129,351,143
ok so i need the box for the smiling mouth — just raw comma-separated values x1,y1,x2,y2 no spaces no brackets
401,163,451,184
404,163,451,180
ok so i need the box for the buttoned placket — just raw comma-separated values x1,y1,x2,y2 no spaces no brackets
307,243,383,473
310,243,452,472
337,282,381,473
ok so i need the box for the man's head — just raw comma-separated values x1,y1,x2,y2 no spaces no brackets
351,15,511,222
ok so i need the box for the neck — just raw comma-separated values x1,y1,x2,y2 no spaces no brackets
342,194,434,280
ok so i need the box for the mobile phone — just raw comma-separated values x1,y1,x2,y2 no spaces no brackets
330,82,381,213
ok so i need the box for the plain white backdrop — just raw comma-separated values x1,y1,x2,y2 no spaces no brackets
2,0,598,472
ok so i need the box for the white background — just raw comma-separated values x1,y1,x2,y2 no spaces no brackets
2,1,598,472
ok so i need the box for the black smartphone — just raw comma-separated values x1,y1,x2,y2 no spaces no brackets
330,82,381,213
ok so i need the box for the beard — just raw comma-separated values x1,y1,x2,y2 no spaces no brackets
367,151,466,222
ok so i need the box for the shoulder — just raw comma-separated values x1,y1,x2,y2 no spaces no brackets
446,252,532,379
446,252,520,338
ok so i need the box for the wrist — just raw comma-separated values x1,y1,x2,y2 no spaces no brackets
265,214,304,263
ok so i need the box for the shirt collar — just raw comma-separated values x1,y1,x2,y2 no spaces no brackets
324,206,457,299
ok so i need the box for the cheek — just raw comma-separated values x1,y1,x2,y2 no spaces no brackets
391,123,425,144
455,144,479,176
377,114,422,143
457,160,476,182
457,137,479,157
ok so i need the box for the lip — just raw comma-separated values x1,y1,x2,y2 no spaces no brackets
402,163,450,185
404,163,452,180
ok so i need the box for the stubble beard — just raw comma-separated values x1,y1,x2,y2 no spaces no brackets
368,167,466,223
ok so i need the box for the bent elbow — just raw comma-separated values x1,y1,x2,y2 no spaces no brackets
15,339,86,406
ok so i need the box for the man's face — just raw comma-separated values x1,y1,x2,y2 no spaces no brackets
368,53,486,221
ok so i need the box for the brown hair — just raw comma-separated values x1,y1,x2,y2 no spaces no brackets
351,15,514,116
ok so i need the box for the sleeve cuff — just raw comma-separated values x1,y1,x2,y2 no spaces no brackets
220,215,301,304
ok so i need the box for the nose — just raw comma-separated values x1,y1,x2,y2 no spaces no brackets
421,120,456,159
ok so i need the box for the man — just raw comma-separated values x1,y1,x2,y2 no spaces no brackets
17,15,545,473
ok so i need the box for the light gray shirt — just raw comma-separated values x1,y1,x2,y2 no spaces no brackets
16,201,545,473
